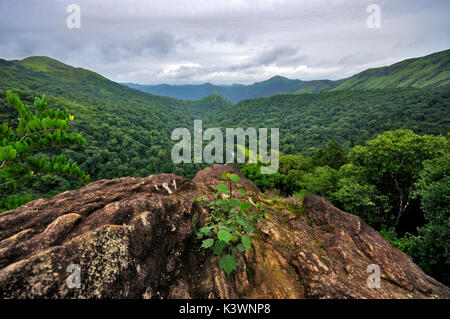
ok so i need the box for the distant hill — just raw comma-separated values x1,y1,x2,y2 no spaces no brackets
1,54,448,185
333,49,450,90
0,56,183,107
124,49,450,101
123,75,341,104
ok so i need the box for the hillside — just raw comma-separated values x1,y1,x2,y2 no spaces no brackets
0,56,216,186
334,49,450,90
124,75,340,103
124,50,450,101
208,88,450,155
0,55,449,200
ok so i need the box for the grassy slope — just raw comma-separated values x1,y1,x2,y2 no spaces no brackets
333,49,450,90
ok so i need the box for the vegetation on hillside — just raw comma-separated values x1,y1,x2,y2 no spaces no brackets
240,130,450,285
209,88,449,155
333,49,450,90
125,49,450,102
0,91,88,212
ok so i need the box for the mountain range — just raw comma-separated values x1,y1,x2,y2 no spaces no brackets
123,49,450,103
0,49,448,185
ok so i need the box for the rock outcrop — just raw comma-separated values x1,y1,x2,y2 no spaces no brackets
0,164,448,298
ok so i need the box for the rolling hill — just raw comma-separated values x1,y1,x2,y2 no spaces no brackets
0,56,229,185
124,49,450,101
123,75,342,103
333,49,450,90
0,54,449,187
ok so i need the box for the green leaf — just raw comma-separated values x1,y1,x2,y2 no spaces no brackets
229,174,240,183
212,240,227,255
201,238,214,249
219,254,236,276
199,227,213,236
241,235,252,251
240,201,251,211
216,183,230,194
239,189,246,197
217,229,233,243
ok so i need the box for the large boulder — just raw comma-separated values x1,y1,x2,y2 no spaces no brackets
0,165,448,298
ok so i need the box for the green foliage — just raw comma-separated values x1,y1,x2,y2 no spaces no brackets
349,129,449,230
0,194,32,212
195,173,264,276
209,88,450,156
296,166,338,199
240,163,287,193
379,227,415,253
311,140,347,169
0,91,88,212
279,154,312,174
407,153,450,285
333,49,450,90
413,154,450,224
408,222,450,286
331,177,390,228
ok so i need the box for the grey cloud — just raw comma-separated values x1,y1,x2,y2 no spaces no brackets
256,45,301,66
0,0,449,84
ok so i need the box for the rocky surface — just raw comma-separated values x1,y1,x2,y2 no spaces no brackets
0,164,448,298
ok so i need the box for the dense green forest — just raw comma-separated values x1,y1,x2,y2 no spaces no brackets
0,54,449,285
208,88,449,155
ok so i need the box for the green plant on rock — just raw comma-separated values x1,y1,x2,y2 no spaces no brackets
195,173,265,276
0,90,89,212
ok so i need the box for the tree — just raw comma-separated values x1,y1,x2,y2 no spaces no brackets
0,91,89,212
279,154,312,174
240,163,287,193
413,154,450,224
312,140,347,169
407,154,450,285
330,163,390,227
349,130,449,231
297,166,338,198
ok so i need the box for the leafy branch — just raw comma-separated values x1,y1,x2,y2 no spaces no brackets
1,90,89,212
195,173,265,276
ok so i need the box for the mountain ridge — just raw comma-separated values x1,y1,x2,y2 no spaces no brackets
123,49,450,102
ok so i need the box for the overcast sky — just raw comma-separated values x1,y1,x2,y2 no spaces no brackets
0,0,448,84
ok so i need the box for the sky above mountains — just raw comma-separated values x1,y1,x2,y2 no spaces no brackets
0,0,449,85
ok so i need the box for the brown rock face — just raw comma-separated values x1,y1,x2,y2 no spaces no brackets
0,164,448,298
